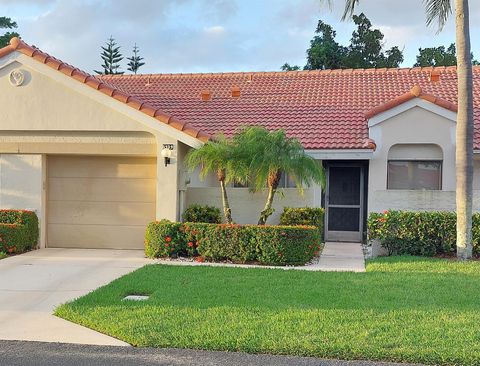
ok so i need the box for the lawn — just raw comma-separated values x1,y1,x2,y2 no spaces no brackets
55,257,480,365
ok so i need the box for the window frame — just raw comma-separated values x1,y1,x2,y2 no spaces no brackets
386,159,443,191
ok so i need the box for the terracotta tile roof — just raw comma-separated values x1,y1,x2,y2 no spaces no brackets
365,84,458,119
0,38,210,143
100,67,480,150
3,38,480,150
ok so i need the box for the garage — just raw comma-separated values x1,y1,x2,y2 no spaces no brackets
47,155,156,249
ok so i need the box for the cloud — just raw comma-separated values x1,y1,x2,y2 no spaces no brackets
2,0,480,73
204,25,225,35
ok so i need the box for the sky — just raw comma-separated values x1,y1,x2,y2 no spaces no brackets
1,0,479,74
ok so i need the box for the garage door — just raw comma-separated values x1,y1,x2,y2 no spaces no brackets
47,155,156,249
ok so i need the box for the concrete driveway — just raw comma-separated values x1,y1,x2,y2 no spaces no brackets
0,248,151,346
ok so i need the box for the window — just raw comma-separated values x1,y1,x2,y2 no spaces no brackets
278,172,297,188
387,160,442,190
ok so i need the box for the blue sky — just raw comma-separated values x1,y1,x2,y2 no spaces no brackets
1,0,479,74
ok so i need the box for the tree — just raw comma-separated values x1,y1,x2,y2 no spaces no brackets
414,43,478,66
304,20,347,70
127,43,145,74
342,13,403,68
233,127,325,225
0,17,19,48
285,14,403,71
94,36,124,75
334,0,473,259
281,63,301,71
185,136,247,224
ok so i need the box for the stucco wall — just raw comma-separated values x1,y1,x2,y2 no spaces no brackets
186,187,316,224
368,106,456,213
0,58,184,243
0,154,44,247
370,190,480,212
0,154,43,212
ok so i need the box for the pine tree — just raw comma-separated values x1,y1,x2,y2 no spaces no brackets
0,16,20,48
127,43,145,74
94,36,124,75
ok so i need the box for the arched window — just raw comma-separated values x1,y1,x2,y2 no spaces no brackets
387,144,443,190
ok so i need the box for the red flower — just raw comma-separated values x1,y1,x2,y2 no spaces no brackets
187,242,194,248
164,243,169,247
165,236,172,243
383,210,389,215
195,256,205,263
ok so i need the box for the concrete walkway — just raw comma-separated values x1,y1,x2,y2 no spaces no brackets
156,242,365,272
313,242,365,272
0,248,151,346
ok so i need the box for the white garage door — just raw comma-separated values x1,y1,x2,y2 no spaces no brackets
47,155,156,249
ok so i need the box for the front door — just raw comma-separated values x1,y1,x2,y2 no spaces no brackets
325,165,364,242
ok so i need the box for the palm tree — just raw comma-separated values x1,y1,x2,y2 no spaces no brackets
233,126,325,225
334,0,473,259
185,136,246,224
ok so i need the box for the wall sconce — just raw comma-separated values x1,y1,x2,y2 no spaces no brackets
161,144,174,167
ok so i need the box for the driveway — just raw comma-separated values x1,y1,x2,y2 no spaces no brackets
0,248,151,345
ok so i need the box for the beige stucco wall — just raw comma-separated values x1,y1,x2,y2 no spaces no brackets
0,154,44,247
368,106,456,213
0,58,185,248
0,154,43,212
186,187,317,224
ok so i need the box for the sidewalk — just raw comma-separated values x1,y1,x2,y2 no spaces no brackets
155,242,366,272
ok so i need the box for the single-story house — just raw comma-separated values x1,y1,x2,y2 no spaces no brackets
0,37,479,249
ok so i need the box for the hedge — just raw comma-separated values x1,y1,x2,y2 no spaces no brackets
145,221,321,266
368,210,480,256
182,204,221,223
0,210,39,254
280,207,324,239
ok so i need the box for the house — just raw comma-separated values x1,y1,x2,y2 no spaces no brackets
0,37,479,249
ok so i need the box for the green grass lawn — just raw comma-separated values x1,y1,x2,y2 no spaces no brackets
56,257,480,365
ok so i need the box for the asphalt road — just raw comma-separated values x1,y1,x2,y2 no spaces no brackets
0,340,422,366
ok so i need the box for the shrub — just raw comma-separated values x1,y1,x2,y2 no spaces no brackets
280,207,324,239
0,210,39,254
145,221,321,266
368,210,479,256
145,220,186,258
182,204,222,223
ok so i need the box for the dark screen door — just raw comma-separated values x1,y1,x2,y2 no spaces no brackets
325,166,363,242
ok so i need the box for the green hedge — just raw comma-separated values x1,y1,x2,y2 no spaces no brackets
182,204,221,223
145,221,321,266
0,210,39,254
280,207,324,239
368,210,480,256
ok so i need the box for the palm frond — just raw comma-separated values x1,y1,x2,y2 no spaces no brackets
424,0,452,32
341,0,360,21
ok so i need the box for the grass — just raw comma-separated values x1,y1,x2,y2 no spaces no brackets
56,256,480,365
0,252,7,260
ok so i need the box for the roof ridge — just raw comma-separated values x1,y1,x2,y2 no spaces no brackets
1,37,210,143
99,65,478,79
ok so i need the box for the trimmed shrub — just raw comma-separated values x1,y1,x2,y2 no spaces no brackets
182,204,222,223
0,210,39,254
145,220,186,258
280,207,324,239
368,210,479,256
145,221,321,266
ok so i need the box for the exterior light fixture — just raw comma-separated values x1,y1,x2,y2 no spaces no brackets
161,144,174,167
